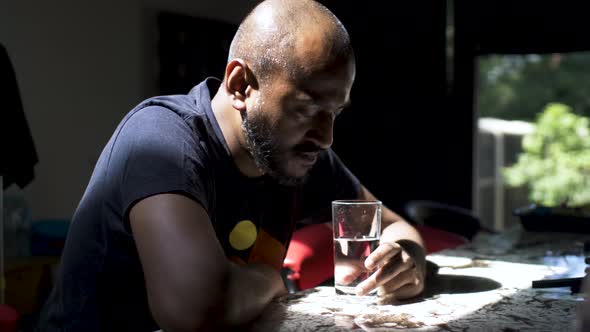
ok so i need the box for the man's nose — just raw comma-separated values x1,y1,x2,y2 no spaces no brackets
307,113,334,150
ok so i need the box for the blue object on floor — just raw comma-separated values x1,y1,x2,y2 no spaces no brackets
31,219,70,256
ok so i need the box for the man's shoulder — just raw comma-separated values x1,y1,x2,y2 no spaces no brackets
135,93,204,119
131,78,218,120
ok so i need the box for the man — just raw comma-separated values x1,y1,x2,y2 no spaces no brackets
38,0,426,330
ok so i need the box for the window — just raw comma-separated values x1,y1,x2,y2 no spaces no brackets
475,52,590,230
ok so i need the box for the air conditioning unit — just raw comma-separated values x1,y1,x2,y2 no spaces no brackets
475,118,534,231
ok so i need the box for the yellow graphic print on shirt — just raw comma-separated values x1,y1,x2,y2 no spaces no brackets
228,220,286,271
229,220,257,250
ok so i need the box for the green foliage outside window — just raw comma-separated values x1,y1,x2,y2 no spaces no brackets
478,53,590,121
503,103,590,208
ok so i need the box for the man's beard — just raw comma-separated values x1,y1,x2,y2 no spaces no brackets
241,110,309,186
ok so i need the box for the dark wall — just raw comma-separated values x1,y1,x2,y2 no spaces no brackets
158,12,236,95
322,2,467,212
456,2,590,55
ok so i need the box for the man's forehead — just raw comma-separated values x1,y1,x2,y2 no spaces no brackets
298,65,354,92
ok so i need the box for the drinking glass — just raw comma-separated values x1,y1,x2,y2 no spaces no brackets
332,200,381,295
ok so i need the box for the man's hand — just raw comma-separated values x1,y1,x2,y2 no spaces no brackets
335,184,428,303
355,240,426,301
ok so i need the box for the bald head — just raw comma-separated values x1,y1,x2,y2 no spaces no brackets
228,0,353,85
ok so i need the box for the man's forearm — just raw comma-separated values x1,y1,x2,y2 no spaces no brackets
381,220,426,273
381,219,424,248
222,262,287,327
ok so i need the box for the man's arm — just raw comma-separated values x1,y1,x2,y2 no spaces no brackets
359,186,425,250
130,193,286,331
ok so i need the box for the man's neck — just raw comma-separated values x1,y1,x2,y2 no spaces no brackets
211,87,264,178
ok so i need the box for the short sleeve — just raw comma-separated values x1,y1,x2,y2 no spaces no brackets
106,106,209,218
298,149,361,225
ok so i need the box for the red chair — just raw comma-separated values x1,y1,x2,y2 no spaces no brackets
283,223,334,292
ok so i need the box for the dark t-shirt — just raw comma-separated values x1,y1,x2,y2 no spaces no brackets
37,78,360,331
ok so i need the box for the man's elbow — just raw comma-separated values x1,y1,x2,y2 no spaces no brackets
147,272,229,332
154,309,220,332
149,290,226,332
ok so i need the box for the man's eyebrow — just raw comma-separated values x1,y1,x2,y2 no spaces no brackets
298,88,352,110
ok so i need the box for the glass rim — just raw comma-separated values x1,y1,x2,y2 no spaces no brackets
332,199,382,205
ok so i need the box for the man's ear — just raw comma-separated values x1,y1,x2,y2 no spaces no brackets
224,59,255,112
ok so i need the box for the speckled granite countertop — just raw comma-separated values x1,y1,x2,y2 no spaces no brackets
250,227,590,331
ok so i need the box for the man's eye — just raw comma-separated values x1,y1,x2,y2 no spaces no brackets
298,107,317,118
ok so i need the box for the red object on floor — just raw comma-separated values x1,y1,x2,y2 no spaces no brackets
0,304,19,332
283,223,469,291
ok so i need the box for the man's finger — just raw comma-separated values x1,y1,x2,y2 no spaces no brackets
355,255,411,296
365,242,401,270
376,279,422,305
376,268,419,297
392,283,423,300
389,271,423,301
334,259,365,285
